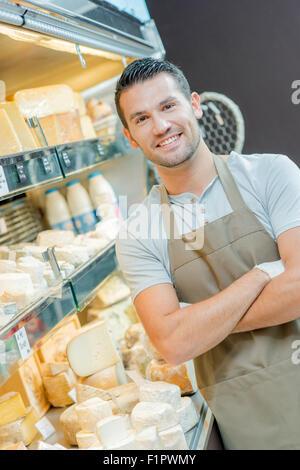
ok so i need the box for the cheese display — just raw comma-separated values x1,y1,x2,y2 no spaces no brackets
82,366,119,390
0,355,50,417
36,230,75,248
146,359,198,395
74,92,86,117
42,369,77,407
75,397,112,433
59,404,81,446
96,415,128,448
40,362,69,377
67,321,120,377
75,383,112,403
176,397,199,433
122,342,152,377
139,381,181,410
54,245,89,267
93,273,131,308
56,111,83,144
80,115,97,140
76,430,101,449
124,323,145,349
159,424,188,450
31,441,65,450
131,401,179,433
0,273,35,309
0,392,27,426
135,425,163,450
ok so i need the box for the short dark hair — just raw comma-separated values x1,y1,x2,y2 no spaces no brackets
114,58,191,128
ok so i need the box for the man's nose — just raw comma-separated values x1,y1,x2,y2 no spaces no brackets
152,114,171,135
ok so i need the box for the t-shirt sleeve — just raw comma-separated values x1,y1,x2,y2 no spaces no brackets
116,231,173,301
264,154,300,238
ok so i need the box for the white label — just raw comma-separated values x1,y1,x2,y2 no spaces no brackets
15,327,31,360
0,166,8,197
68,388,77,403
35,417,56,440
0,218,7,234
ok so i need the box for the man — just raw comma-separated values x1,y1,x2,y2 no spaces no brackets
115,58,300,449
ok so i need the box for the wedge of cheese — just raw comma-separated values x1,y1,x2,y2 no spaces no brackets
42,369,77,407
0,392,27,426
40,362,69,377
139,381,181,410
67,321,120,377
0,108,22,156
75,397,112,433
0,406,39,448
0,102,37,152
0,355,50,417
109,382,139,414
131,402,178,433
59,404,81,446
96,415,128,448
76,430,101,449
146,359,198,395
80,115,96,139
74,92,86,117
159,424,188,450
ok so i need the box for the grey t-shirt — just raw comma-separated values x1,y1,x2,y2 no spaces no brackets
116,151,300,301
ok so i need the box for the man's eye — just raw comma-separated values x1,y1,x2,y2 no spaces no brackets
163,103,175,111
136,116,147,124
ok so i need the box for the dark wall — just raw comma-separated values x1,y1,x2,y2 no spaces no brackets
146,0,300,164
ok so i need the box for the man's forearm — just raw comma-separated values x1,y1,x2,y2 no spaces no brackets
233,267,300,333
163,268,270,364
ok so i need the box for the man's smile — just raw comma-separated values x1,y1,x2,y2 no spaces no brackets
156,132,183,148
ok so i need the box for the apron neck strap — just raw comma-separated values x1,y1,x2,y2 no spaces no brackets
160,184,179,240
212,154,246,211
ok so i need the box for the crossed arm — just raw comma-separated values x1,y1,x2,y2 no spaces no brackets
133,227,300,365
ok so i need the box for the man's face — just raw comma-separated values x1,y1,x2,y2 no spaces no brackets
120,73,203,168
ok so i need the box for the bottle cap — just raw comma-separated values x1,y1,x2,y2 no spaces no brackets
88,171,102,179
66,179,80,187
45,187,58,195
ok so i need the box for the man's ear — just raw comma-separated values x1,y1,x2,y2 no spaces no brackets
122,126,139,149
191,92,203,120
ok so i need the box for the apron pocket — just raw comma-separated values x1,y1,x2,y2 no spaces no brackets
200,358,300,450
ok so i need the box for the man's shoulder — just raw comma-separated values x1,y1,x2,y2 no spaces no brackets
229,151,294,180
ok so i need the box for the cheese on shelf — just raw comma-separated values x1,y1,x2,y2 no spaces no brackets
67,321,120,377
76,430,101,449
82,366,119,390
32,441,65,450
0,392,27,426
96,415,128,448
37,315,80,363
135,426,163,450
36,230,75,248
159,424,188,450
56,111,83,144
124,323,145,349
75,397,112,433
59,404,81,446
109,382,139,414
42,369,77,407
176,397,199,433
54,245,89,267
107,434,137,451
94,273,131,308
0,355,50,417
122,342,152,377
38,115,59,146
146,359,198,395
0,103,37,154
12,85,76,118
75,383,111,403
3,441,27,450
80,115,97,139
139,381,181,410
74,92,87,117
131,402,178,433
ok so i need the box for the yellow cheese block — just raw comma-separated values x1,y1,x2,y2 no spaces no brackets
11,84,76,118
0,406,39,448
0,392,27,426
43,369,77,407
37,315,80,363
80,115,96,140
82,366,119,390
0,102,38,152
0,355,50,417
146,359,198,395
56,110,83,144
40,361,69,377
0,108,22,156
38,114,60,146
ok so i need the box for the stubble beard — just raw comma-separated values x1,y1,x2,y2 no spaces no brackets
150,130,201,169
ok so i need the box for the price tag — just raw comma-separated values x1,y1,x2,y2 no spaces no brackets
0,166,9,197
68,388,77,403
14,327,31,360
35,417,56,440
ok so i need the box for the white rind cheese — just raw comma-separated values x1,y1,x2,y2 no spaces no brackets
36,230,75,248
159,424,188,450
176,397,199,433
54,245,89,267
107,434,137,450
131,401,178,433
139,381,181,410
76,430,101,449
96,415,128,448
67,321,120,377
75,397,112,432
135,426,163,450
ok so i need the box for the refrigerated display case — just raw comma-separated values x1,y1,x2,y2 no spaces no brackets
0,0,217,450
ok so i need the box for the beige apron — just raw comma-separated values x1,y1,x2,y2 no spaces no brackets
160,154,300,450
